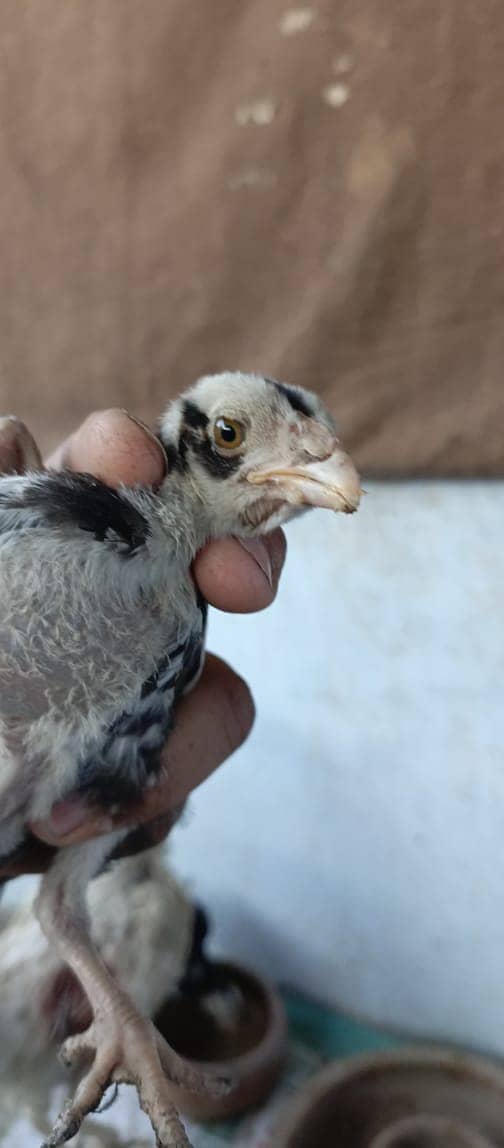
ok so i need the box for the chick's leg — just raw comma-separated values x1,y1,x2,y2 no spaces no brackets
35,836,226,1148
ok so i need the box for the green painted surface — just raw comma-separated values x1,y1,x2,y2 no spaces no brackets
283,988,401,1059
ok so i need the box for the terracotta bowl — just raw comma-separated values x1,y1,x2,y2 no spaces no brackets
154,960,288,1121
275,1047,504,1147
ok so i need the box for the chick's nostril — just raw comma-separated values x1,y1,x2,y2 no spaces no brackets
297,435,338,464
311,441,337,462
292,416,338,461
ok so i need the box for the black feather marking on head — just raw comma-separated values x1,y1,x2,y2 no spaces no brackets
177,426,242,480
157,431,188,474
163,442,178,471
8,472,150,554
176,399,242,479
190,435,242,478
266,378,313,418
183,400,209,431
160,438,179,472
177,435,189,469
159,401,208,475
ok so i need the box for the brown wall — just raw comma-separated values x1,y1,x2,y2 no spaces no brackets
1,1,503,473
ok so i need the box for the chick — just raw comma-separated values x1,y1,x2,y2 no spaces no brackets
0,372,360,1148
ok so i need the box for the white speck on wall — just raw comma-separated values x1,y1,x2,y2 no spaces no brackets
279,7,315,35
333,52,355,74
228,169,278,191
235,99,276,127
322,82,350,108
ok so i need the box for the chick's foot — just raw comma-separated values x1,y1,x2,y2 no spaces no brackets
41,1009,230,1148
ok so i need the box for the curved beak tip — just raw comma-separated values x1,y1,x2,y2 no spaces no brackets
247,447,362,515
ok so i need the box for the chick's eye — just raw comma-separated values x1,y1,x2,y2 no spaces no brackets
213,417,245,450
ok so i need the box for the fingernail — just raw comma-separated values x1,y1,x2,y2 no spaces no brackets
269,529,287,582
238,538,273,588
124,413,167,467
0,417,43,474
44,799,91,837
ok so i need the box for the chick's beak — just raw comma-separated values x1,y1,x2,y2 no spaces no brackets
247,424,362,514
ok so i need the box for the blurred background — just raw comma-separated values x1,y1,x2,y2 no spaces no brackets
1,0,504,1059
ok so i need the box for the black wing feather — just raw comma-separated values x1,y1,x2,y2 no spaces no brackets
0,471,149,554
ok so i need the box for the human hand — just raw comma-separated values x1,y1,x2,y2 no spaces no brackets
0,411,286,878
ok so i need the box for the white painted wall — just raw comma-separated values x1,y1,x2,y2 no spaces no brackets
171,481,504,1054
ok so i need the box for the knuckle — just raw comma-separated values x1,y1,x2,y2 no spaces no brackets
221,675,256,752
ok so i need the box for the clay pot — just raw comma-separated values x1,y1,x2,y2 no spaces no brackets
154,960,288,1121
275,1047,504,1147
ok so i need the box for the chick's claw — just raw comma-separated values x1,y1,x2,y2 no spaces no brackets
42,1012,229,1148
40,1099,82,1148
